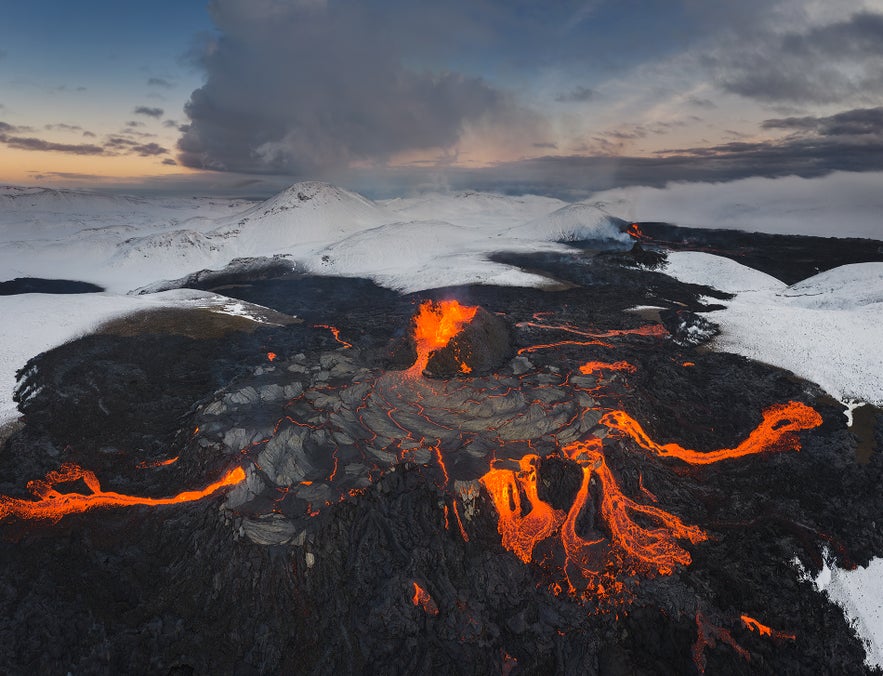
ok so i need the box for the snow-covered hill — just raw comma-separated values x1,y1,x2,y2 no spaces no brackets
506,202,629,243
380,191,566,230
663,253,883,407
310,219,565,292
0,185,251,242
214,181,394,256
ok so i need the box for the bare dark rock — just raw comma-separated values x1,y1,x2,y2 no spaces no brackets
425,306,512,378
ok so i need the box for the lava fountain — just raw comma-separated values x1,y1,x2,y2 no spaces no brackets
407,300,478,377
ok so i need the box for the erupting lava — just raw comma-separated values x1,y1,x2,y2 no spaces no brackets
0,463,245,524
407,300,478,377
411,582,439,615
480,455,565,564
481,437,707,604
313,324,352,349
627,223,647,240
579,361,636,376
741,614,796,641
600,402,823,464
562,439,707,582
480,399,822,606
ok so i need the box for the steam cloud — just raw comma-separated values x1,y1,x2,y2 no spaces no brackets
177,0,534,175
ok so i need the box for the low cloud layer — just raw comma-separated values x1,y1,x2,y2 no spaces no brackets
177,0,536,174
340,122,883,200
134,106,164,118
0,122,169,158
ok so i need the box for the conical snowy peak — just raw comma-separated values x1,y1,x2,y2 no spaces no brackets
255,181,379,214
508,202,629,242
214,181,394,255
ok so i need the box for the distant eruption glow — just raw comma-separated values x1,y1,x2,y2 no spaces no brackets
0,464,246,523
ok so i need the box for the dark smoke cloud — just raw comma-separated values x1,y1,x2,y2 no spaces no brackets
712,11,883,103
0,129,166,158
134,106,164,118
177,0,537,175
0,134,105,155
762,107,883,136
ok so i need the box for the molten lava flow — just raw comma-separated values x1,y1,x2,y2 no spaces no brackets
411,582,439,616
693,612,750,674
515,321,666,355
407,300,478,377
579,361,636,376
481,438,706,602
740,614,796,641
627,223,647,240
136,456,179,469
0,463,246,524
480,455,565,563
267,352,277,362
313,324,352,349
600,402,822,464
561,439,706,592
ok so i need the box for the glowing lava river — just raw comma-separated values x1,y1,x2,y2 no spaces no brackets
1,250,880,674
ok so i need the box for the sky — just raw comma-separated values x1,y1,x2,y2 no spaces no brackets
2,0,883,198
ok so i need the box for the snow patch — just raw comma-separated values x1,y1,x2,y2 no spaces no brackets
811,556,883,670
663,255,883,406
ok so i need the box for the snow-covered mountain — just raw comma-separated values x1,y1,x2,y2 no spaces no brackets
506,202,629,243
213,181,394,256
379,191,566,229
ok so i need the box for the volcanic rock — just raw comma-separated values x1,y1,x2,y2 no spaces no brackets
660,308,720,347
424,306,511,377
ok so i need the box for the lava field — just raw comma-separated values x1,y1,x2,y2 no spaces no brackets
1,234,882,675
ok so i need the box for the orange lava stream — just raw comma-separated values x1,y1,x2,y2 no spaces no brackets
517,321,667,340
627,223,647,240
693,611,750,673
407,300,477,377
517,339,612,355
480,455,565,563
600,402,822,464
579,361,636,376
411,581,439,615
313,324,353,349
562,440,706,585
0,464,246,524
266,352,278,362
740,614,796,641
136,455,179,469
481,437,706,602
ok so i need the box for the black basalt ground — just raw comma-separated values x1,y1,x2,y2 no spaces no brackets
0,277,105,295
0,238,881,675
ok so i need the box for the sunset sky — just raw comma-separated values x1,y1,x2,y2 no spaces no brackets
2,0,883,197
